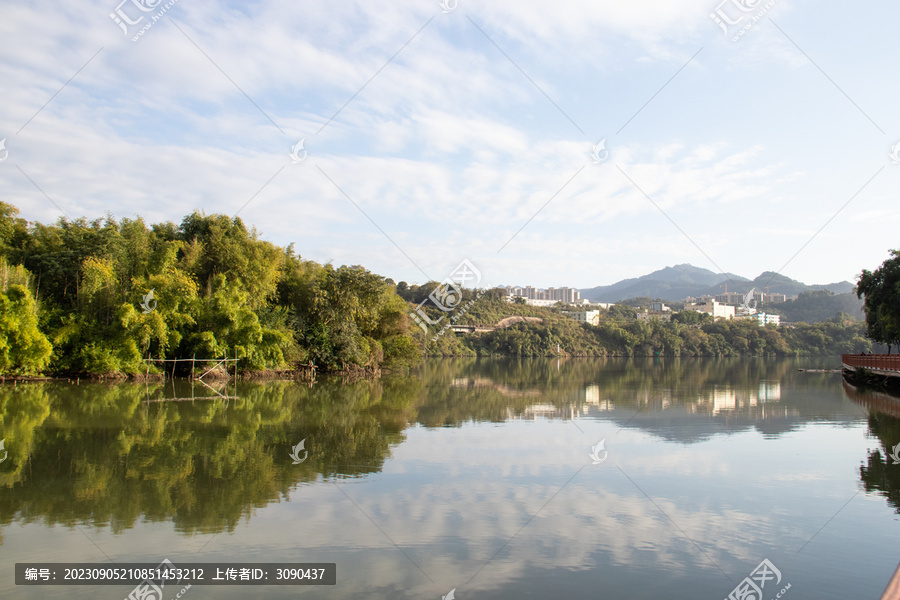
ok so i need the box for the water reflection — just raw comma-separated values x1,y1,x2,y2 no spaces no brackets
432,357,855,442
0,377,421,535
844,381,900,514
0,358,882,537
1,358,899,599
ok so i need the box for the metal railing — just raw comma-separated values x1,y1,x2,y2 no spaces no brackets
842,354,900,373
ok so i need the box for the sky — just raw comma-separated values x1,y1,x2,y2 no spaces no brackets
1,0,898,290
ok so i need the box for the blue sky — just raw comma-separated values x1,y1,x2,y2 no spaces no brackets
1,0,898,289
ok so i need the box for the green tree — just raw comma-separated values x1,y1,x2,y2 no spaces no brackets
186,274,295,371
672,310,711,326
0,202,29,260
177,212,283,309
0,275,52,374
857,250,900,353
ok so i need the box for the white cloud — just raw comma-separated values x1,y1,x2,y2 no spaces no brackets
2,0,899,287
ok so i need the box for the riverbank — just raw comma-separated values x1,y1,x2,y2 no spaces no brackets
841,354,900,394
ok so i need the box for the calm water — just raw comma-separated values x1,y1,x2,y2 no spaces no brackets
2,357,899,599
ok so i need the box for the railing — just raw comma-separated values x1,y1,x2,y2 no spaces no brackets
842,354,900,373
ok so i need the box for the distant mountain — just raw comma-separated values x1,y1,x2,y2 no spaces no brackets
704,271,808,299
809,281,856,295
581,264,747,303
580,264,855,304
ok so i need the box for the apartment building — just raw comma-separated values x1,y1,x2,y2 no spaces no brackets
562,310,601,326
506,286,581,304
685,300,735,320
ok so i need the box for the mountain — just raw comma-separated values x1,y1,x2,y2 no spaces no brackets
580,264,855,304
704,271,808,298
809,281,856,294
580,264,748,303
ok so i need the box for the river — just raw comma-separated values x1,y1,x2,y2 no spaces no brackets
1,357,898,599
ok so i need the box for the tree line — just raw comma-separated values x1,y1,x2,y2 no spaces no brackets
422,294,878,358
0,203,418,375
0,202,894,375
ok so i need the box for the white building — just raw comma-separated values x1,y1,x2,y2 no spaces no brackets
753,312,781,326
505,286,581,303
523,299,559,307
562,310,600,326
685,300,735,320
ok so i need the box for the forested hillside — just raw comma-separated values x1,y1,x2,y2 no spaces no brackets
402,284,879,358
0,203,419,375
762,290,864,323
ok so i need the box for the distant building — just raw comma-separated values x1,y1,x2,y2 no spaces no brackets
562,310,600,326
735,306,757,317
637,309,672,323
710,290,791,306
522,299,559,307
716,291,765,305
505,286,581,304
715,292,745,305
649,301,671,313
685,300,735,320
753,312,781,326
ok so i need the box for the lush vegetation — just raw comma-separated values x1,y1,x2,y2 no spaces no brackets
760,289,864,324
0,203,418,375
403,283,878,357
446,311,874,357
857,250,900,353
0,202,891,376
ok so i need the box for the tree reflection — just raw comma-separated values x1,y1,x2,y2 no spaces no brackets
0,377,421,535
0,358,866,535
846,382,900,513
